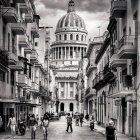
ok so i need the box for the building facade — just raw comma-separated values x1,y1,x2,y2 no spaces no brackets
0,0,51,131
51,0,88,113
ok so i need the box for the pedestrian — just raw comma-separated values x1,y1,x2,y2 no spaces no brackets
75,115,79,126
7,113,17,139
79,114,84,127
41,115,49,140
29,114,38,140
66,113,73,133
106,120,117,140
85,113,89,121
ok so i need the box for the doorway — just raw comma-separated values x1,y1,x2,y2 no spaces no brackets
60,103,64,111
70,103,73,112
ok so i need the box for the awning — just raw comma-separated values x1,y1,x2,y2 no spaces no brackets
107,90,136,98
0,98,20,103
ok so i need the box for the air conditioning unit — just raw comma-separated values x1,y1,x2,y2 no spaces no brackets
123,75,132,87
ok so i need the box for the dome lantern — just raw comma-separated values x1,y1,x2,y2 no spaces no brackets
67,0,75,13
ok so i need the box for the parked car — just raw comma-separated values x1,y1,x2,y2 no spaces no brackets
51,113,59,120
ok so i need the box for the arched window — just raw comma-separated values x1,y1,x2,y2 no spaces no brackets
64,34,67,40
70,34,73,40
69,103,74,112
60,103,64,111
76,34,79,40
59,35,61,40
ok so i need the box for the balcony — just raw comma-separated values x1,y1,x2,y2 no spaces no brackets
7,50,18,65
86,87,90,95
24,44,32,54
25,11,33,23
111,0,127,18
2,7,18,23
118,36,137,59
103,64,115,82
17,74,28,87
108,76,136,99
110,53,127,68
9,60,24,71
31,82,39,93
19,96,31,103
0,50,8,67
30,49,39,63
31,22,39,38
15,0,26,3
85,88,96,99
11,23,25,35
19,3,29,13
92,72,104,89
19,35,29,48
86,59,96,76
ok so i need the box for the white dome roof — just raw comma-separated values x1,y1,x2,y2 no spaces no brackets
55,0,87,33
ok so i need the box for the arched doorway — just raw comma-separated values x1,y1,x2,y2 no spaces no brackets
60,103,64,111
70,103,74,112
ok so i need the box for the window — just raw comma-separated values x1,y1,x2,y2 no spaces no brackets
76,35,79,40
70,34,73,40
64,34,67,40
70,91,73,98
61,91,64,98
59,35,61,40
8,33,10,51
81,35,83,41
7,71,9,83
10,70,15,85
0,70,5,82
61,82,64,88
35,42,38,47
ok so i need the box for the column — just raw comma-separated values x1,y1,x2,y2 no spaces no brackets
67,82,69,98
61,47,63,59
72,47,74,59
58,82,60,98
68,47,70,59
80,47,82,58
73,82,75,99
55,48,56,59
65,82,67,99
65,47,66,59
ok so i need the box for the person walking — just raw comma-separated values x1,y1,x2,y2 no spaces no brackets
66,113,73,133
85,113,89,121
41,115,49,140
29,114,38,140
7,113,17,139
79,114,84,127
106,120,117,140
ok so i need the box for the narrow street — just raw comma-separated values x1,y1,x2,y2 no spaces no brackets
7,117,105,140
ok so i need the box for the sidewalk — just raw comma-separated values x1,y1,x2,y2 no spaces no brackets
85,121,136,140
0,131,11,140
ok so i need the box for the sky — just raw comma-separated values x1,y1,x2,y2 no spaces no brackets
34,0,111,42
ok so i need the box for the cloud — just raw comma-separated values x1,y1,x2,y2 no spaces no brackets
36,0,110,13
34,0,110,42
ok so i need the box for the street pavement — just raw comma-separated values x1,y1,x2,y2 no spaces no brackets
1,116,105,140
0,116,136,140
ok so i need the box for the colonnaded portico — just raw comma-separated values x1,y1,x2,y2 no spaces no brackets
51,0,88,113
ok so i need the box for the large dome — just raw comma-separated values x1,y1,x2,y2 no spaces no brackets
56,12,86,30
56,0,87,33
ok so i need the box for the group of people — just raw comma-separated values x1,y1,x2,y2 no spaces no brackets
7,113,49,140
7,112,117,140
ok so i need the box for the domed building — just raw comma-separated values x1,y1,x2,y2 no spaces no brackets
51,0,88,113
